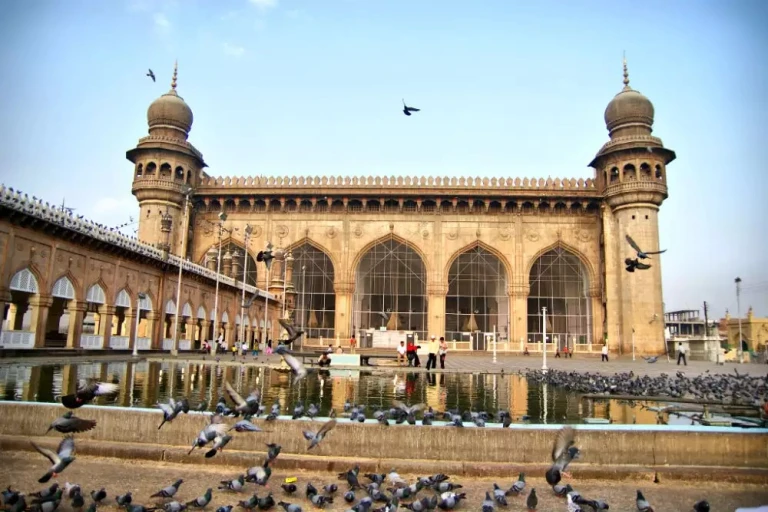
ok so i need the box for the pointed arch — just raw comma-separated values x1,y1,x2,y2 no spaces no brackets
85,282,107,304
51,274,77,300
221,311,230,324
443,240,512,284
115,288,132,308
165,299,176,315
182,302,193,317
138,290,154,311
285,237,339,276
290,239,337,339
525,240,596,288
350,233,430,281
9,267,40,294
196,305,207,320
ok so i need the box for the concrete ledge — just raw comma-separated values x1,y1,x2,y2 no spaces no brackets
330,354,361,367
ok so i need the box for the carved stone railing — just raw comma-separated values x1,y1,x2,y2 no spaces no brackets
0,184,274,301
0,330,35,349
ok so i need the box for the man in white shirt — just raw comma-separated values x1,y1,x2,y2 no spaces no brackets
601,343,609,362
677,342,687,366
396,341,407,366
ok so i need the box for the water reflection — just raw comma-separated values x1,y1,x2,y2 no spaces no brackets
0,360,667,425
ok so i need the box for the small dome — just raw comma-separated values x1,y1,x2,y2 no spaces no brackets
147,90,193,133
603,60,654,134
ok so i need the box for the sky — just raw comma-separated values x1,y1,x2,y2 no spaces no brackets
0,0,766,318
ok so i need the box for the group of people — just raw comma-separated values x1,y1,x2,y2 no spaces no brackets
200,335,275,357
397,336,448,369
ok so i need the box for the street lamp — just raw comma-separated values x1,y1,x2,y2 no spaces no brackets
133,292,147,357
258,242,274,346
542,306,548,372
211,212,228,355
239,224,253,350
171,187,193,356
735,277,743,364
301,265,306,345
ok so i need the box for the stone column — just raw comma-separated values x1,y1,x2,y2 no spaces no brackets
222,250,233,278
426,284,447,337
269,249,286,296
119,363,133,407
589,286,602,350
206,247,218,271
5,303,18,331
225,324,234,347
284,251,297,310
29,295,53,348
200,319,211,343
125,311,137,349
334,282,353,339
66,301,87,349
0,288,10,339
509,284,528,348
185,318,196,341
232,250,243,281
61,364,78,396
146,311,160,349
97,305,115,349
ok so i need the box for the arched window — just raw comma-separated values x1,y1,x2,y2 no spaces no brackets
639,163,652,179
623,164,637,181
175,166,185,180
609,167,620,183
159,163,172,178
136,164,143,177
527,248,591,347
445,247,509,343
655,165,664,180
291,243,336,340
353,238,427,340
145,162,157,175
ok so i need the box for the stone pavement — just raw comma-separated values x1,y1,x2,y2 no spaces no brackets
2,451,768,512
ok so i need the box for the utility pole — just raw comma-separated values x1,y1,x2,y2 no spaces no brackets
735,277,743,364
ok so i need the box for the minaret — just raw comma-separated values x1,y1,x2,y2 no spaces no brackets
589,57,677,356
127,62,207,256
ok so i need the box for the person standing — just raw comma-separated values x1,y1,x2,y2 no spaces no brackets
426,336,438,371
601,343,609,362
349,334,357,353
396,341,407,366
438,337,448,369
677,342,687,366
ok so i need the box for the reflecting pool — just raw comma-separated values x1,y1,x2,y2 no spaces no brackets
0,360,687,425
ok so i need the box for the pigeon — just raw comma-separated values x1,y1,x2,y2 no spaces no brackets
205,434,232,458
402,99,420,116
150,480,184,499
280,484,297,495
29,499,60,512
553,484,573,498
31,485,59,500
491,484,507,506
157,398,189,430
266,443,282,463
387,470,407,487
188,416,229,455
186,489,212,509
392,401,425,423
303,418,337,450
322,484,337,495
70,492,84,510
432,482,462,493
3,487,21,506
216,507,232,512
307,403,319,419
218,476,245,492
127,506,158,512
147,69,156,82
245,463,272,486
635,490,654,512
230,420,264,433
61,381,119,409
238,496,257,510
33,489,62,504
574,495,610,511
626,235,667,260
90,489,107,503
625,258,651,273
278,319,304,345
274,344,308,380
32,437,76,483
693,501,709,512
567,493,582,512
545,426,579,486
46,412,97,434
161,502,187,512
257,494,274,510
481,492,494,512
508,473,526,495
526,489,538,511
62,483,81,499
116,493,133,507
257,245,274,271
436,492,465,510
343,491,355,503
642,356,658,364
308,494,332,508
277,502,301,512
224,381,262,416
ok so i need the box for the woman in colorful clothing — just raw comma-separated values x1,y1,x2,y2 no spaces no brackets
438,337,448,369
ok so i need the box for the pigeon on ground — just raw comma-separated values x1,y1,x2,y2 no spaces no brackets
322,484,337,494
343,491,355,503
215,507,232,512
2,487,21,506
481,492,494,512
62,484,81,499
61,381,119,409
150,480,184,499
32,437,76,483
392,400,425,424
436,492,465,510
636,490,654,512
186,489,212,508
574,494,610,510
303,419,337,450
508,473,526,495
257,494,274,510
492,484,507,506
90,489,106,503
402,100,420,116
238,495,257,510
274,344,308,381
307,403,319,419
545,426,579,486
196,401,208,412
693,501,710,512
567,493,582,512
161,503,186,512
245,463,272,486
46,412,97,434
277,502,301,512
642,356,658,364
70,492,84,510
308,494,332,508
33,489,62,504
157,398,189,430
553,484,574,498
432,482,462,493
116,493,133,506
31,485,59,500
278,319,304,345
280,484,297,495
526,489,537,510
387,470,407,487
188,416,228,455
218,476,245,492
626,235,667,260
147,69,156,82
224,381,262,417
29,499,60,512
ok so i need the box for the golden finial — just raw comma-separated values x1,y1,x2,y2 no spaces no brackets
171,60,178,91
622,51,630,88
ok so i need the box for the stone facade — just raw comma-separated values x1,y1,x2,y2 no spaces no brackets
0,186,280,351
720,308,768,353
125,61,677,355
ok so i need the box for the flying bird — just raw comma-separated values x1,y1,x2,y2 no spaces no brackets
624,258,651,273
224,381,262,416
61,380,119,409
402,99,420,116
147,69,156,82
32,437,76,483
545,426,579,486
257,244,274,270
157,398,190,430
626,235,666,260
278,318,304,345
274,344,308,381
45,412,96,434
303,418,337,450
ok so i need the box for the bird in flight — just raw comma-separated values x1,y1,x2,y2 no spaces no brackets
626,234,666,260
625,257,651,273
402,99,420,116
147,69,156,82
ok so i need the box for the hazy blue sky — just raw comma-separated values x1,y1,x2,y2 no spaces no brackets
0,0,766,317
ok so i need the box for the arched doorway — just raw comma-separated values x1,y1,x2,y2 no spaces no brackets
527,247,592,351
2,268,39,348
48,276,76,347
352,238,427,342
291,243,336,342
180,302,193,350
81,284,107,349
162,300,177,350
109,289,132,349
135,294,153,350
445,246,509,349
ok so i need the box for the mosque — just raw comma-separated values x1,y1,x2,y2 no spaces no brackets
127,60,676,355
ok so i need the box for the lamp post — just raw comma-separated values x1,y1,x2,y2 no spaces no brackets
261,242,273,347
239,224,253,350
211,212,228,355
631,327,636,361
171,187,193,357
301,265,306,345
735,277,743,364
133,292,147,357
542,306,548,371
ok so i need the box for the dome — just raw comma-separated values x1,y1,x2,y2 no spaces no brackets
603,61,654,134
146,63,193,134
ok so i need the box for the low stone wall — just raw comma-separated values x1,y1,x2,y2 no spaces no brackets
2,402,767,480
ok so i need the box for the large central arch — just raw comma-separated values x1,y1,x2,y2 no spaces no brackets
352,237,427,340
290,242,336,340
445,245,509,344
527,247,592,348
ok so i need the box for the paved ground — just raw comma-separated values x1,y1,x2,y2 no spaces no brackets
2,350,767,378
2,452,767,512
